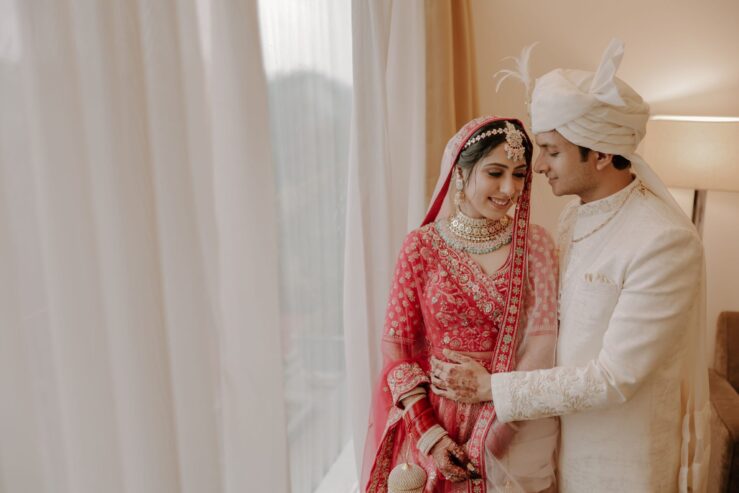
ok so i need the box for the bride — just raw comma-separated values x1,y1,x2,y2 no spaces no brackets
362,116,559,492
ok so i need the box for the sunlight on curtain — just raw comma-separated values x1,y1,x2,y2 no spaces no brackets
257,1,353,491
1,0,288,491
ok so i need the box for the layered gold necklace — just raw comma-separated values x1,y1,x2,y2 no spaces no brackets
437,209,512,254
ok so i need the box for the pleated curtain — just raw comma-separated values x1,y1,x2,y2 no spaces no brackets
0,1,289,492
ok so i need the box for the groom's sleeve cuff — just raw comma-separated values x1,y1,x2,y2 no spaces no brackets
491,372,516,423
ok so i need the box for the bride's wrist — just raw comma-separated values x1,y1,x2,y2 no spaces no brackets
419,425,448,456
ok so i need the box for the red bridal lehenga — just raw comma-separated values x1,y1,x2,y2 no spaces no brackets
362,116,559,493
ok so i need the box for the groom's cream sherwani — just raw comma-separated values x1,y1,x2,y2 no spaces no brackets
491,178,705,492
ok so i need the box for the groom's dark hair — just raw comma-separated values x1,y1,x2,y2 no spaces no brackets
577,145,631,170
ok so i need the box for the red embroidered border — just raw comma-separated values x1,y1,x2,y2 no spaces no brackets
467,163,532,493
387,361,430,404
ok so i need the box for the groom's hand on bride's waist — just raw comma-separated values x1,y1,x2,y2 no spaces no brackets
429,350,492,404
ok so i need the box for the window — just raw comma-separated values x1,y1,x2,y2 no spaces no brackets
257,1,353,491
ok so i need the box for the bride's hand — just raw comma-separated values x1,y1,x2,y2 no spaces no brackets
428,435,471,482
429,350,492,404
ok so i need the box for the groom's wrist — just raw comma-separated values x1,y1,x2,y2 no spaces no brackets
490,372,516,422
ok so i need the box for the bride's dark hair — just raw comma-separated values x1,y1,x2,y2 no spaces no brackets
456,119,533,176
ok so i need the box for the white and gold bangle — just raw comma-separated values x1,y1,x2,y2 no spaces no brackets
399,387,427,411
417,424,448,455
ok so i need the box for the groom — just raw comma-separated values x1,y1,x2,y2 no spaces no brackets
431,40,709,492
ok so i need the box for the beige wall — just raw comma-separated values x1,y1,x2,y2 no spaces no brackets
470,0,739,361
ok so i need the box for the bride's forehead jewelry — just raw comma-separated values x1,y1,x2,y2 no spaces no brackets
462,121,527,162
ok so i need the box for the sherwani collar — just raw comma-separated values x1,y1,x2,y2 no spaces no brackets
569,176,640,252
576,175,639,218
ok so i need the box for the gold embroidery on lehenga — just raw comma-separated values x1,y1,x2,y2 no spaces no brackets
373,196,542,488
423,226,510,353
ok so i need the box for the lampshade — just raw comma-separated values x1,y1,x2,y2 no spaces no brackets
638,116,739,192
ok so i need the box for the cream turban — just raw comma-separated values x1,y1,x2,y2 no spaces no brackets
530,39,650,156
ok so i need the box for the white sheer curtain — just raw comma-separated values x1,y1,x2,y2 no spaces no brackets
343,0,427,479
0,1,289,492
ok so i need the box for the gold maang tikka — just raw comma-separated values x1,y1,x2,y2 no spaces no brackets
462,121,526,162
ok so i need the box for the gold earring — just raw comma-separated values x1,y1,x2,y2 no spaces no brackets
454,169,465,208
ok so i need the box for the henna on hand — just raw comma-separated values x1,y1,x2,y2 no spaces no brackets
447,367,479,401
429,436,470,482
429,351,492,403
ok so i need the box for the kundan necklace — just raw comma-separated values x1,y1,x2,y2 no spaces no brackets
437,209,512,254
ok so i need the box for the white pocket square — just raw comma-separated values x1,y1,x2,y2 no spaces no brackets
583,272,616,286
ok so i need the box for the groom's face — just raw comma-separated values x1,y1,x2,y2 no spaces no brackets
533,131,597,197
